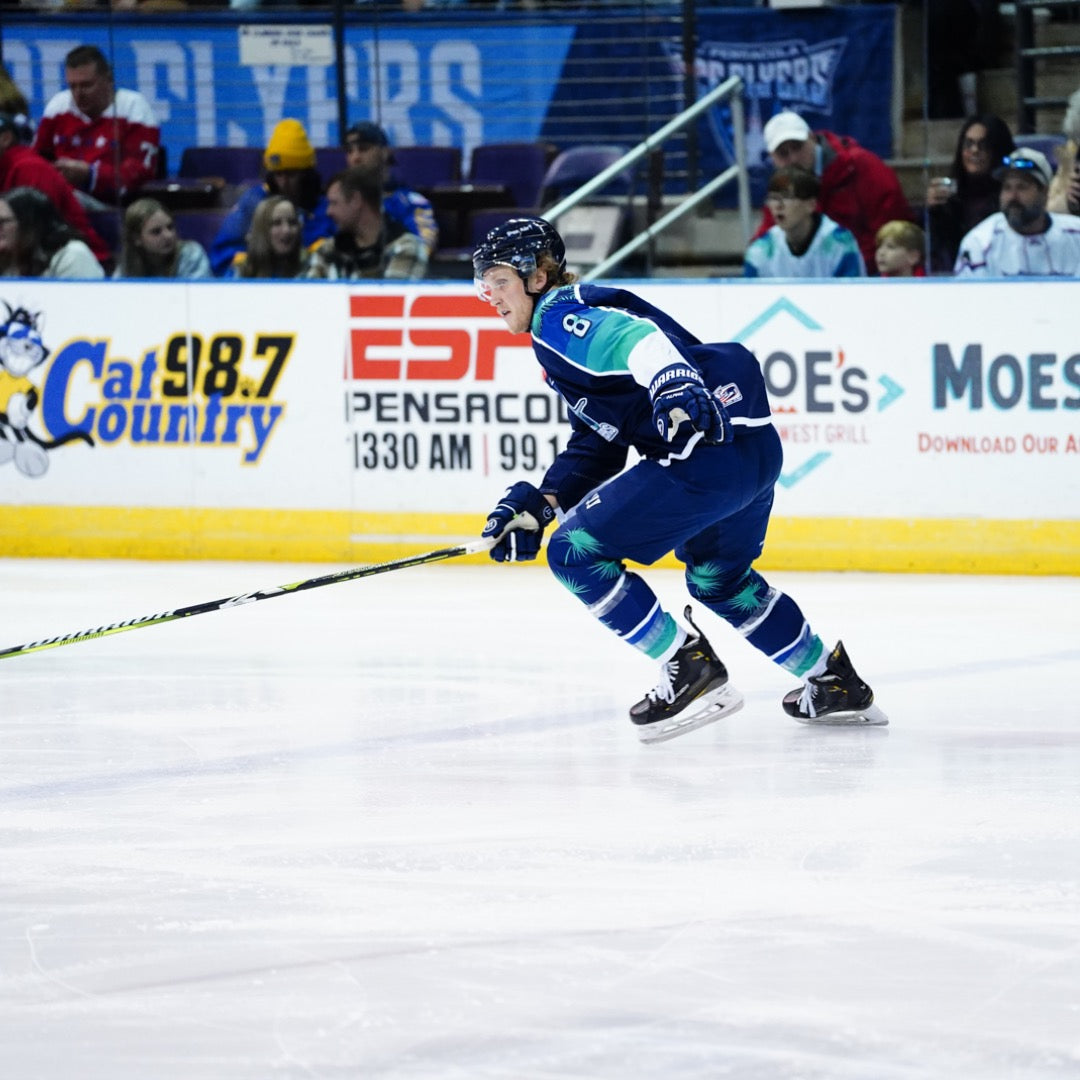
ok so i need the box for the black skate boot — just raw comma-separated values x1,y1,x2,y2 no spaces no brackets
630,606,744,744
782,641,888,726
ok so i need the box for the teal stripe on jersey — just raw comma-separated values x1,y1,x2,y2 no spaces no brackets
566,314,655,373
536,288,658,375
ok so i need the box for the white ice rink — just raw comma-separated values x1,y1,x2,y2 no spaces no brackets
1,556,1078,1079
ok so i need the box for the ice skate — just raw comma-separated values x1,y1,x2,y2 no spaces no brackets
782,641,888,726
630,606,743,744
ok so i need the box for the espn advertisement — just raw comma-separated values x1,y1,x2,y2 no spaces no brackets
2,279,1077,572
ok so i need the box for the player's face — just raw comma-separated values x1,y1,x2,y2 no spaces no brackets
268,200,301,254
66,62,113,119
138,210,177,259
478,265,539,334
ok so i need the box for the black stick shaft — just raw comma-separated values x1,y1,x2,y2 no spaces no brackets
1,538,494,662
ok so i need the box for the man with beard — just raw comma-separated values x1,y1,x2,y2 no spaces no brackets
954,148,1080,276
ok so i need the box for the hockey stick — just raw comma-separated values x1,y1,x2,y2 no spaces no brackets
0,537,496,663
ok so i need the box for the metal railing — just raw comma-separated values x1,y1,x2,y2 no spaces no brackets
1014,0,1080,133
541,76,750,281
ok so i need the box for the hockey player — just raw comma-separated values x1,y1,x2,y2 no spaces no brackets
473,218,886,743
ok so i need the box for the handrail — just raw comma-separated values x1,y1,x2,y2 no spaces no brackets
542,75,750,280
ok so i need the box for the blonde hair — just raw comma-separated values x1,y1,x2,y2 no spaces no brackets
119,198,179,278
537,251,577,287
240,195,303,279
876,219,925,255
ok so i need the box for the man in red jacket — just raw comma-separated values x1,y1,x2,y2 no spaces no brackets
755,111,911,274
0,112,112,269
33,44,160,206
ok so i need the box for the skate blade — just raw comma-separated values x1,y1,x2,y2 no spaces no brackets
637,685,745,744
796,703,889,727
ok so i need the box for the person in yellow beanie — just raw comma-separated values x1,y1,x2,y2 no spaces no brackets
209,118,333,276
263,118,316,172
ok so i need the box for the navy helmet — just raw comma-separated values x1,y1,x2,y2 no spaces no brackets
472,217,566,282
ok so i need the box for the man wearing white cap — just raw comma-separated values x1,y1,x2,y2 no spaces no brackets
755,110,910,273
955,147,1080,276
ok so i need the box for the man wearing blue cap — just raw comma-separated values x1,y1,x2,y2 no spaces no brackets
344,121,438,256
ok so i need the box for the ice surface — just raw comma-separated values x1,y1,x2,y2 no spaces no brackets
1,558,1078,1079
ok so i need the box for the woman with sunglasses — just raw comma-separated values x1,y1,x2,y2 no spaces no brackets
924,114,1015,273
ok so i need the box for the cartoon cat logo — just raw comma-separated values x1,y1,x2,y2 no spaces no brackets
0,301,93,477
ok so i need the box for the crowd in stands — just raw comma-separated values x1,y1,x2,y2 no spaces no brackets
3,45,1080,282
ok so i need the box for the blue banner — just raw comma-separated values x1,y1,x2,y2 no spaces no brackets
2,6,893,187
1,18,576,162
542,6,895,200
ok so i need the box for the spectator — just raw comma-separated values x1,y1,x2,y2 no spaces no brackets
924,114,1014,273
305,165,428,280
757,111,911,273
1048,88,1080,216
113,198,211,279
1,186,105,279
344,120,439,255
0,111,112,270
954,148,1080,277
209,118,332,276
743,166,864,278
227,195,313,279
875,220,926,278
0,63,30,118
0,195,15,277
33,45,160,206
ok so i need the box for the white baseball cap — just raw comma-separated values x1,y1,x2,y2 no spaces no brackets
763,111,812,153
993,147,1053,188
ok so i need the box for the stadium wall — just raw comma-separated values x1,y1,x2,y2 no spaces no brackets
2,278,1077,576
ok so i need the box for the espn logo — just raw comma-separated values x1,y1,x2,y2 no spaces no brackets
346,294,526,381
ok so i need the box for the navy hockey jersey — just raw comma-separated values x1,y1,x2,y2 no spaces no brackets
532,283,773,509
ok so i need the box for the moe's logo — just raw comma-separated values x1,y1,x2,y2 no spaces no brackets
734,296,904,487
33,330,295,470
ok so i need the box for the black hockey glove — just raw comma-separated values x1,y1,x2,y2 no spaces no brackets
649,363,729,444
482,481,556,563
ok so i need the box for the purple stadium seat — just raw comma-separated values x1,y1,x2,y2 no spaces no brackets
315,147,347,188
541,145,634,205
467,142,555,208
178,146,265,186
392,146,463,192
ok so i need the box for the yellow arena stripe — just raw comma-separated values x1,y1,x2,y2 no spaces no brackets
2,506,1077,576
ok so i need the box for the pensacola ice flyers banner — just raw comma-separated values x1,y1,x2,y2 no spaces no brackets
0,13,575,165
540,6,896,204
2,6,891,181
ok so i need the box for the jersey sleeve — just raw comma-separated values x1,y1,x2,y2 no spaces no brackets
539,290,695,391
539,422,628,511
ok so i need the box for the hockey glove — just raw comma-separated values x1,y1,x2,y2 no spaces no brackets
649,364,729,444
482,481,557,563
